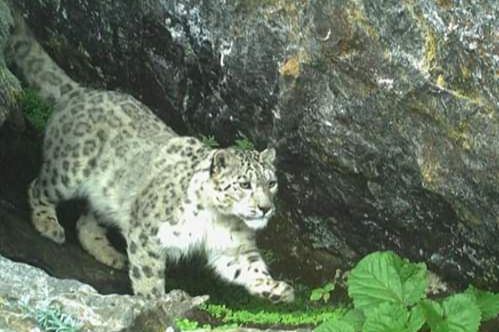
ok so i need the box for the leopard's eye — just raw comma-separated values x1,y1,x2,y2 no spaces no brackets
240,182,251,189
269,180,278,188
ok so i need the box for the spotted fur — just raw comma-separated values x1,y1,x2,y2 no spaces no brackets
9,11,294,303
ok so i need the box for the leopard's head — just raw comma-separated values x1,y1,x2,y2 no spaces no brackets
207,148,277,230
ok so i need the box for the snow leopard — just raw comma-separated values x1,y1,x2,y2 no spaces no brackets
7,8,294,303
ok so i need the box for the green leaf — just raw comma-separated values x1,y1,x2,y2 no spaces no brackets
362,302,412,332
341,309,365,332
444,293,481,332
315,319,356,332
422,295,481,332
310,282,336,302
394,255,428,306
310,290,324,301
323,282,336,292
465,286,499,321
407,304,426,332
347,251,404,311
420,299,444,330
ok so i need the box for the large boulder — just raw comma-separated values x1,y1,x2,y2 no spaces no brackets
8,0,499,288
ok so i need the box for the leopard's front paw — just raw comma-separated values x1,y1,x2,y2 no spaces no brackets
250,279,295,303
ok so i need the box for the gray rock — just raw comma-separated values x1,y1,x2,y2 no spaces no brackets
0,254,206,332
9,0,499,289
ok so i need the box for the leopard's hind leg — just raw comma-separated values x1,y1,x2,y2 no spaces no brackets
77,211,127,270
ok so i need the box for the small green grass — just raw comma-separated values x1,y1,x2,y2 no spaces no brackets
168,257,346,331
176,295,346,331
20,88,52,131
171,267,346,330
199,302,344,327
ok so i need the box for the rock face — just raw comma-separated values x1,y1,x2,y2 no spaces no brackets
8,0,499,288
0,254,207,332
0,0,24,130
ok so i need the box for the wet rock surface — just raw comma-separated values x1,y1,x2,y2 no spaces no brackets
5,0,499,291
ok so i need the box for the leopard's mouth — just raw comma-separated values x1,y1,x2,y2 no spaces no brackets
242,217,269,230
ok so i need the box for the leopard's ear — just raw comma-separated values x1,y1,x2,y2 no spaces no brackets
210,149,236,175
259,148,276,165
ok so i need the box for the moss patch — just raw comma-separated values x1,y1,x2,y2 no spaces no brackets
20,88,52,131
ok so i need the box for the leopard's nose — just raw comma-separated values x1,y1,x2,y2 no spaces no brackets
258,205,271,215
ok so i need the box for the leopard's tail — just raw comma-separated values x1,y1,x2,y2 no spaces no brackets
6,5,80,104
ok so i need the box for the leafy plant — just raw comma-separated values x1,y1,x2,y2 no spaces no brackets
310,282,336,303
464,285,499,321
420,295,481,332
348,251,427,310
200,133,255,151
22,302,82,332
200,135,220,148
20,88,52,131
317,251,499,332
175,318,199,330
233,135,255,151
